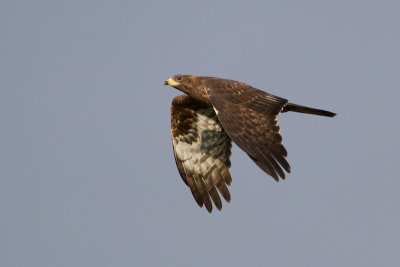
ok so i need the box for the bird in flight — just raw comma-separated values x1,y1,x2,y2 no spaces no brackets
165,74,335,213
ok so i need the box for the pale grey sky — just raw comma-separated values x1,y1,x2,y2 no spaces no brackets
1,0,399,266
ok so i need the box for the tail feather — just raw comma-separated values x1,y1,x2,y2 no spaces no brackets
282,103,336,117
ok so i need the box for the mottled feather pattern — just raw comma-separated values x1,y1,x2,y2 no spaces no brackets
171,95,232,212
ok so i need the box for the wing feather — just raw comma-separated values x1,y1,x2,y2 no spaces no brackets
195,176,212,212
205,78,291,181
171,95,232,212
211,170,231,202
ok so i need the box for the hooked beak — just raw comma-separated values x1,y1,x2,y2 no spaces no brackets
164,78,179,86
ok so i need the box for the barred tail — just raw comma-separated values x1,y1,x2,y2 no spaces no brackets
282,103,336,117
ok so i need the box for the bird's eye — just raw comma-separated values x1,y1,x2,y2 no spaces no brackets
176,76,183,81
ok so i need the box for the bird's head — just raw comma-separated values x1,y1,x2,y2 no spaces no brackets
164,74,213,104
164,74,194,91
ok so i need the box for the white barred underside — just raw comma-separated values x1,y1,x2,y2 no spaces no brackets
173,109,230,176
172,107,232,212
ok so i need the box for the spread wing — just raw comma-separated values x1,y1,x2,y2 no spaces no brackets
205,78,291,181
171,95,232,213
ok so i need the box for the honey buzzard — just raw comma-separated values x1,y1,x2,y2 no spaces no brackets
165,74,335,213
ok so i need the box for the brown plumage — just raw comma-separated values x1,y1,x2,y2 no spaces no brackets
165,74,336,213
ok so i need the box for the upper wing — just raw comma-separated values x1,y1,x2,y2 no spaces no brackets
205,78,291,181
171,94,232,213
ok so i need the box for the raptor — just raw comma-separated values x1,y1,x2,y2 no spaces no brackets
165,74,335,212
